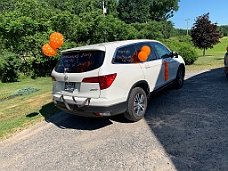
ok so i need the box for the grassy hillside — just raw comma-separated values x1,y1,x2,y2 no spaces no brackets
186,36,227,70
196,36,228,55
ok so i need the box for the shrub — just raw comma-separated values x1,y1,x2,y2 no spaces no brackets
31,57,58,79
163,39,198,65
179,45,198,65
0,51,22,83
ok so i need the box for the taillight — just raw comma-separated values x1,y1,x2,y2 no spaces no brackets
82,73,117,90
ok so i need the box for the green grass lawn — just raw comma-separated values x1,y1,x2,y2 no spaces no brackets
197,36,228,55
186,53,224,70
186,36,227,70
0,37,227,141
0,77,60,140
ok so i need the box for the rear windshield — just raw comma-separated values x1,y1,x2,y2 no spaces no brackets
55,51,105,73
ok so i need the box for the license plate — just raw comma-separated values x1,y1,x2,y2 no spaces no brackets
65,82,75,92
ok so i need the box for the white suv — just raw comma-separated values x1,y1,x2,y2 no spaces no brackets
51,39,185,122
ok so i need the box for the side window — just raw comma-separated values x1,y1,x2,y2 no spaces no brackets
152,42,171,59
113,44,138,63
135,42,157,61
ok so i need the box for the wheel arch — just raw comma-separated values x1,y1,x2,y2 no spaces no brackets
127,80,150,100
178,63,185,77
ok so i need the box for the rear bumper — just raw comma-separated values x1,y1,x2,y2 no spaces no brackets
54,99,127,117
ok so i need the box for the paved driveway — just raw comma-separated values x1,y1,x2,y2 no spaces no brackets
0,68,227,171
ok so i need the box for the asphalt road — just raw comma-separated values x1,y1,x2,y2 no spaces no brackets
0,67,227,171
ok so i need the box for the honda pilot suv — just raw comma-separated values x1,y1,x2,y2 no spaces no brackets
51,39,185,122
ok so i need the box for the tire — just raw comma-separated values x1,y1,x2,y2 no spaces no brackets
174,66,184,89
124,87,147,122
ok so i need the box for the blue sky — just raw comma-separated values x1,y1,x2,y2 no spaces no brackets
169,0,228,29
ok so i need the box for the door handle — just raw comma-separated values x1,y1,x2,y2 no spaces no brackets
144,63,150,69
145,66,150,69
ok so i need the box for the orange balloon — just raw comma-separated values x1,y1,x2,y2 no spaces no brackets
141,46,151,55
49,32,64,49
138,51,148,62
42,44,57,56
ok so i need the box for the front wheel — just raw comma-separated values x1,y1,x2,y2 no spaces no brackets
124,87,147,122
174,66,185,89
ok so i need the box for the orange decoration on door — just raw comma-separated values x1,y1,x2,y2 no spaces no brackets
164,60,169,81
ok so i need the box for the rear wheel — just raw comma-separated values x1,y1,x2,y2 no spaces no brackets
174,66,184,89
124,87,147,122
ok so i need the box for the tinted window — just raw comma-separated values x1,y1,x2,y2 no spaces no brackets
113,44,139,63
135,42,157,61
55,51,105,73
152,42,171,59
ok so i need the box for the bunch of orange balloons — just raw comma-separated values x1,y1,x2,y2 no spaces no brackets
138,46,151,62
42,32,64,56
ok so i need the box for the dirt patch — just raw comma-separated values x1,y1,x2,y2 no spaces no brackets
0,95,22,102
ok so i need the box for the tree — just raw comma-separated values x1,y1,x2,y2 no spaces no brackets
149,0,180,21
0,0,16,12
43,0,118,17
117,0,150,24
0,0,56,56
117,0,179,23
131,21,163,40
0,0,59,79
105,0,118,17
218,25,228,37
191,13,222,56
101,15,138,41
51,12,89,44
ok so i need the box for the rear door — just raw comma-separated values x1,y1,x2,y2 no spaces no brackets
52,50,105,98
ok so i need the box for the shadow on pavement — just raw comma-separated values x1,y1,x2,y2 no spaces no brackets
40,109,114,130
145,67,228,171
39,67,228,170
39,100,131,130
41,108,132,130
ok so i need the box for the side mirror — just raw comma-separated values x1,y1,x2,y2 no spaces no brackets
172,51,178,58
